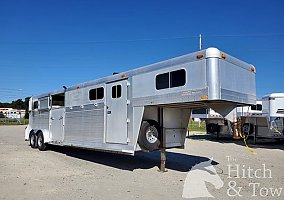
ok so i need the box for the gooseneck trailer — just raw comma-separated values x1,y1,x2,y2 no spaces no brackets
25,47,256,171
241,93,284,143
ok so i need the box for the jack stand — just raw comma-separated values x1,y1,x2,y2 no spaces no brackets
158,148,168,172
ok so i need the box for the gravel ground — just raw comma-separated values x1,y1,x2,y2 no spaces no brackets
0,125,283,200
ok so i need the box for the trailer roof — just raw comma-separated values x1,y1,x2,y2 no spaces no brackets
262,93,284,99
33,47,253,99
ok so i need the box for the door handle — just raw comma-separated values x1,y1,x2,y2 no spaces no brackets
107,111,111,114
50,117,54,120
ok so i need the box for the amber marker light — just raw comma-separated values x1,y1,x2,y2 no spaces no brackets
201,95,207,100
121,74,127,79
221,54,226,59
196,54,204,59
250,66,256,72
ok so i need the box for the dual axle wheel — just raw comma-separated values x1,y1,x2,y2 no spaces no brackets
29,132,47,151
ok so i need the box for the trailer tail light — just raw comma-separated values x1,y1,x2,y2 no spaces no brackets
196,54,204,59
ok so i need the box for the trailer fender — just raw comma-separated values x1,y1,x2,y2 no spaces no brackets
35,129,51,143
24,125,32,141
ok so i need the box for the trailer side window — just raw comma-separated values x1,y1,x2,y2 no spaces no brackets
156,72,169,90
33,101,38,110
89,87,104,100
51,93,65,107
256,104,262,111
251,104,262,111
39,97,49,110
112,85,122,98
170,69,186,88
156,69,186,90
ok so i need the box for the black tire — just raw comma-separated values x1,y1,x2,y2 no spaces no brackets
138,121,160,151
206,123,214,134
242,123,254,136
37,132,47,151
29,132,37,148
207,123,219,134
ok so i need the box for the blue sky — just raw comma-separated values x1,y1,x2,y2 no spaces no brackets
0,0,284,102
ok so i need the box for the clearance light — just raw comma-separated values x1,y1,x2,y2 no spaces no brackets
201,95,208,100
76,86,80,89
221,54,226,59
196,54,204,59
121,74,127,79
250,66,256,72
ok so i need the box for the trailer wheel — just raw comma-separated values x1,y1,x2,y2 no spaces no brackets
37,132,47,151
29,132,37,148
138,121,160,151
242,123,254,136
207,123,219,134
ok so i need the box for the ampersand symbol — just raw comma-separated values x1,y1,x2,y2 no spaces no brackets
227,181,242,197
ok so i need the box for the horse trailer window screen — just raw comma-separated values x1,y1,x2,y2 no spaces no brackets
112,85,122,98
39,97,49,110
170,69,186,88
156,72,169,90
89,87,104,100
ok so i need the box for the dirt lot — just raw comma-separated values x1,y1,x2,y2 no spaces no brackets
0,125,283,200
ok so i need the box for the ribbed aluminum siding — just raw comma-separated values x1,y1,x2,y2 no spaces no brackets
64,103,104,147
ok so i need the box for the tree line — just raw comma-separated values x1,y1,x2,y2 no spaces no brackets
0,97,30,119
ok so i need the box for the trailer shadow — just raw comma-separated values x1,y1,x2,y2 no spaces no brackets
188,134,284,151
47,145,218,172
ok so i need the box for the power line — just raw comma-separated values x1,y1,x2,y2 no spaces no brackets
0,33,283,45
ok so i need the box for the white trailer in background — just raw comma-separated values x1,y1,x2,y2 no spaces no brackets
25,47,256,171
191,108,231,137
196,94,284,143
241,93,284,143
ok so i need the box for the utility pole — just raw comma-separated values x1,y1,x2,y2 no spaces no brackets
199,33,202,50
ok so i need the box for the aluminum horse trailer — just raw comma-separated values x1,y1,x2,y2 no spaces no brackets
241,93,284,143
25,47,256,171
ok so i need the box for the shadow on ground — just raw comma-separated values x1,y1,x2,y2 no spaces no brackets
47,145,218,172
188,134,284,151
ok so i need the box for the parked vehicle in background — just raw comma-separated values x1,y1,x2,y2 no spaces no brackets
196,94,284,144
191,108,231,138
241,93,284,143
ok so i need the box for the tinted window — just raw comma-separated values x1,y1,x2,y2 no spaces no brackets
112,85,122,98
156,73,169,90
117,85,121,98
52,93,65,107
89,87,104,100
170,69,186,88
251,104,262,111
192,109,207,114
33,101,38,109
256,104,262,111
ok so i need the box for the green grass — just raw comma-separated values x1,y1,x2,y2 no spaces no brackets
188,120,206,132
0,118,29,126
